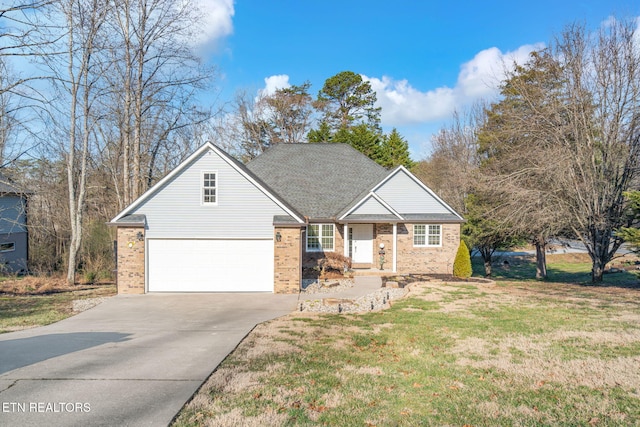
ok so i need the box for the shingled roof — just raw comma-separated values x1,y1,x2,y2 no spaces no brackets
0,173,30,195
246,144,389,219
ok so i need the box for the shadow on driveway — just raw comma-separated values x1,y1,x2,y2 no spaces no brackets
0,332,131,374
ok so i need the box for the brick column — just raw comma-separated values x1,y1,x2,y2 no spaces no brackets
274,227,302,294
116,227,145,294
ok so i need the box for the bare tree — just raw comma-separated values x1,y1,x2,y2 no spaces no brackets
478,51,571,279
35,0,110,284
477,19,640,282
103,0,214,207
223,83,315,162
558,21,640,282
416,107,484,214
262,82,315,144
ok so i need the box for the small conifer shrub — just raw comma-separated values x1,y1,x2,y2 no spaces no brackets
453,240,472,278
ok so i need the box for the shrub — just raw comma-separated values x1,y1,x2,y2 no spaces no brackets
453,240,472,278
318,253,352,277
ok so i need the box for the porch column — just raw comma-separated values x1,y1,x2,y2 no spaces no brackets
343,223,348,257
392,223,397,272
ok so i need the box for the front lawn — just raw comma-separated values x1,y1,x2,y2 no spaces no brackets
472,252,640,286
0,276,116,333
173,271,640,426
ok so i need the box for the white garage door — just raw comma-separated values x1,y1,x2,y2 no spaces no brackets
147,239,274,292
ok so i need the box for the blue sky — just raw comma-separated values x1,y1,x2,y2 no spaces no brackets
190,1,639,157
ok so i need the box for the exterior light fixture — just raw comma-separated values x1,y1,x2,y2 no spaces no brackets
136,231,144,241
275,231,282,242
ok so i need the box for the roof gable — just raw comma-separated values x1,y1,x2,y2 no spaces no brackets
343,193,402,218
111,142,304,224
246,144,388,219
340,166,463,222
372,167,463,220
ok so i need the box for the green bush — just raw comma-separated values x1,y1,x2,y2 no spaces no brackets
453,240,472,278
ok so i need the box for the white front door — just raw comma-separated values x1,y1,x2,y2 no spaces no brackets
350,224,373,264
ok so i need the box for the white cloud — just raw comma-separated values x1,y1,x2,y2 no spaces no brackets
364,43,544,126
192,0,234,47
258,74,291,99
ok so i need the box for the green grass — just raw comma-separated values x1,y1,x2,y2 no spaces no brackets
0,284,116,333
174,278,640,426
471,253,640,286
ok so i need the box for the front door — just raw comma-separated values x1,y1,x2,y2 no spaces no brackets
350,224,373,264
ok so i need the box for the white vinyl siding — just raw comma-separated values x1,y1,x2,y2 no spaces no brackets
202,171,217,205
127,149,290,239
350,195,395,215
375,170,452,214
307,224,334,252
414,224,441,247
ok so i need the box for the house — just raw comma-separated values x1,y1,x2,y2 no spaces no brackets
0,174,30,274
109,142,464,294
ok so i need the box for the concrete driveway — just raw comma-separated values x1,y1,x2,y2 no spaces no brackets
0,293,299,427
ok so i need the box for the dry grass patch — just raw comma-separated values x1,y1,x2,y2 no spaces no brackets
174,277,640,426
0,275,115,333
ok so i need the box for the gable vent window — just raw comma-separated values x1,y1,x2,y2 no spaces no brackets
202,172,217,205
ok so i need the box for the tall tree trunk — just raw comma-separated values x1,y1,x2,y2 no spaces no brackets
589,228,610,283
64,0,105,285
132,0,146,200
65,4,78,286
534,237,547,280
483,260,492,277
479,247,493,277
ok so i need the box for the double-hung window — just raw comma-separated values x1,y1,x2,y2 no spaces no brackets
202,172,217,205
306,224,334,252
413,224,441,247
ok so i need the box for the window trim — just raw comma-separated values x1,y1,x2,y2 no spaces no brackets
0,242,15,253
201,171,218,206
413,224,442,247
306,224,335,252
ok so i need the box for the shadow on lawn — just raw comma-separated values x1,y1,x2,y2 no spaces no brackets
471,255,640,290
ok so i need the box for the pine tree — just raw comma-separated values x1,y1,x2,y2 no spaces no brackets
380,128,414,169
308,121,333,143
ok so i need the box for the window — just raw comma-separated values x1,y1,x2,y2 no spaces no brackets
0,242,15,252
202,172,217,205
413,224,441,247
306,224,334,252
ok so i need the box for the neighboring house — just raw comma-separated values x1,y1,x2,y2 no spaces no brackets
0,174,30,274
109,142,463,294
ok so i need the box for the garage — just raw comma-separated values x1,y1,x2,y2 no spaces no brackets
147,239,274,292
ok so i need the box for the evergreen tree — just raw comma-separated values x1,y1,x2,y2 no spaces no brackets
308,121,333,143
380,128,414,169
453,240,472,278
316,70,380,130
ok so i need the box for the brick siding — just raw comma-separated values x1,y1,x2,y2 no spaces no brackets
274,227,303,293
396,223,460,274
116,227,145,294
